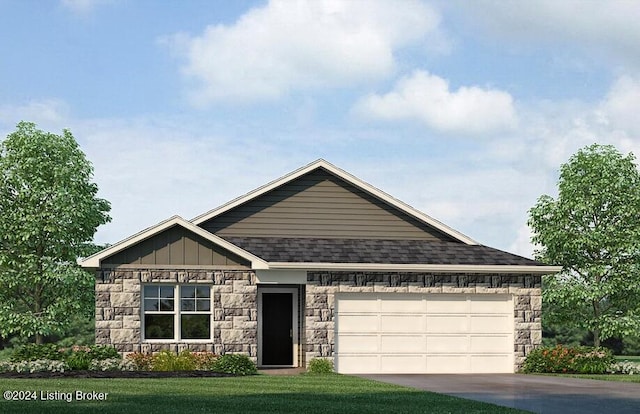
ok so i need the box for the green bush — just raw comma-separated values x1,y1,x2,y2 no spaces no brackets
212,354,257,375
307,358,334,374
87,345,120,360
521,345,615,374
124,350,219,371
60,345,121,370
11,344,63,362
152,350,197,371
11,344,121,370
65,351,93,370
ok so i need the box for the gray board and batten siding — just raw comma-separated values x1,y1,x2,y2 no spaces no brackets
101,225,250,267
199,168,458,242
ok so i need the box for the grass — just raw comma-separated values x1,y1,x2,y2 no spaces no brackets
548,374,640,383
616,355,640,362
0,374,527,414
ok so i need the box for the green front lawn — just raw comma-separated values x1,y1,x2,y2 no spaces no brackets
616,355,640,362
550,374,640,383
0,374,526,414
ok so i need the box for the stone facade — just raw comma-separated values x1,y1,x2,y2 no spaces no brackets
305,272,542,371
96,269,258,360
97,268,542,371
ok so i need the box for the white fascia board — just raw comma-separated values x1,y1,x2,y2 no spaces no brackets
191,159,476,245
78,216,268,269
266,262,562,275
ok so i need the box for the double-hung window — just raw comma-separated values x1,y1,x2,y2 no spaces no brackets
143,285,211,340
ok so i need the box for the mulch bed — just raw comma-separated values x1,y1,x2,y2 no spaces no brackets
0,370,235,379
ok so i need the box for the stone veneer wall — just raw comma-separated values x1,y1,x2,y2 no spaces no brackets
95,269,258,359
305,272,542,371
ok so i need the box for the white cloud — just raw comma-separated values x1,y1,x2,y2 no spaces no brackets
163,0,446,104
508,224,536,259
74,119,311,245
598,75,640,138
0,99,70,134
454,0,640,69
2,74,638,259
353,70,517,134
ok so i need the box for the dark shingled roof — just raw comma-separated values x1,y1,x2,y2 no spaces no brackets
224,237,544,266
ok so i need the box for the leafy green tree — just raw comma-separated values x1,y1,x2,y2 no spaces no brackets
0,122,110,344
529,144,640,347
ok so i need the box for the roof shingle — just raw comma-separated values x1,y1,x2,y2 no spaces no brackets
224,237,543,266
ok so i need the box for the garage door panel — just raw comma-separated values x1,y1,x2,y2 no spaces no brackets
470,315,511,333
380,315,424,332
470,296,511,313
337,355,379,374
338,335,379,353
426,315,468,333
337,297,379,313
381,355,426,373
427,355,469,373
471,355,512,373
381,335,424,353
380,296,425,313
470,335,512,352
337,315,378,332
335,294,513,374
426,335,468,353
427,296,468,313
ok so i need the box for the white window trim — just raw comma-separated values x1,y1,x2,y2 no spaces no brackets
141,284,213,343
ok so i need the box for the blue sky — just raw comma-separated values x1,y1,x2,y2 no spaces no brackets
1,0,639,257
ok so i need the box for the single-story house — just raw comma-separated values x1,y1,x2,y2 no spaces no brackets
80,159,559,374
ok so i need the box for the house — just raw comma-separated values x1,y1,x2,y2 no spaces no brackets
80,159,559,374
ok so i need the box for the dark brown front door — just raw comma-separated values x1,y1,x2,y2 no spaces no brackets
261,292,293,366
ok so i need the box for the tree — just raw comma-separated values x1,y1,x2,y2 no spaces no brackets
529,144,640,347
0,122,111,344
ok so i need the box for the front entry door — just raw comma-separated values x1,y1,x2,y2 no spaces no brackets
259,288,298,367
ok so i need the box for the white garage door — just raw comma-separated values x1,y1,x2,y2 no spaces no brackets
335,293,514,374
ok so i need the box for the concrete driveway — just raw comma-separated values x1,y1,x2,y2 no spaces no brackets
359,374,640,414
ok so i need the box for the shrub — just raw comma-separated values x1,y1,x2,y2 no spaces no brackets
609,361,640,375
11,344,63,362
212,354,257,375
125,352,155,371
193,352,219,370
10,359,68,373
124,350,219,371
570,348,615,374
307,358,334,374
87,345,120,360
89,358,136,372
0,360,14,373
11,344,121,370
521,345,614,374
152,350,197,371
65,351,93,370
58,345,121,370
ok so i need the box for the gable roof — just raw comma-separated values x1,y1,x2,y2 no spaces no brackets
78,216,268,269
191,159,477,244
81,160,560,275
